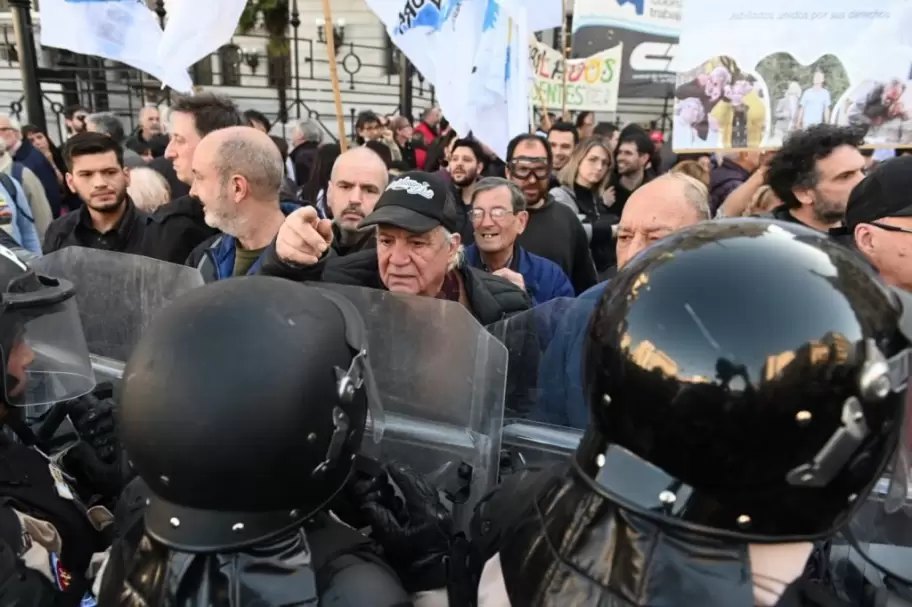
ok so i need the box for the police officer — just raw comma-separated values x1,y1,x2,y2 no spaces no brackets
97,276,417,605
0,244,118,605
470,219,912,606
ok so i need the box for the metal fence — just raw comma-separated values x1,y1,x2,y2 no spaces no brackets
0,5,435,143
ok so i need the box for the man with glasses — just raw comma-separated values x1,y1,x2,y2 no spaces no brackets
506,134,597,294
464,177,573,305
847,156,912,292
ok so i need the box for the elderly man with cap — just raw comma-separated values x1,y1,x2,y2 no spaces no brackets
845,155,912,292
258,170,531,323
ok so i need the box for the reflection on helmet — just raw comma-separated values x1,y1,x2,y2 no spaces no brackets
579,219,911,542
0,246,94,410
120,277,377,553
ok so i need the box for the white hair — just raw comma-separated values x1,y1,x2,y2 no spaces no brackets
0,114,21,131
662,172,712,220
442,228,464,271
292,118,323,144
373,225,464,271
128,167,171,213
675,97,704,120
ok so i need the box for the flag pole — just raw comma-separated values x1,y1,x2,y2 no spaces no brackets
320,0,348,152
560,0,570,121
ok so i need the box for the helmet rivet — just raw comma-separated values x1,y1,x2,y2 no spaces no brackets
169,517,180,528
307,432,317,443
847,493,858,504
145,499,150,506
160,475,170,485
602,394,612,406
595,454,606,468
289,509,299,518
232,523,244,532
658,490,676,505
736,514,751,528
795,410,812,425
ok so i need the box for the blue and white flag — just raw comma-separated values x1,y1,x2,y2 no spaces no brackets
367,0,561,159
40,0,191,93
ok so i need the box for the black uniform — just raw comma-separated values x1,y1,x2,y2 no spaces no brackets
473,219,912,606
97,276,413,606
0,245,118,606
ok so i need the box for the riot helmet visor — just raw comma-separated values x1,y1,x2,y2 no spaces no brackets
2,275,94,408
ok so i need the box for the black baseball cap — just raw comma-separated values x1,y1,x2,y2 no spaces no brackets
845,156,912,230
358,171,459,234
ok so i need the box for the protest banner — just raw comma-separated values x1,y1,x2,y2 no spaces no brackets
530,41,622,113
672,0,912,151
571,0,680,99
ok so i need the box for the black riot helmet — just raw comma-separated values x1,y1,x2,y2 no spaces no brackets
120,276,382,552
579,218,912,543
0,245,94,411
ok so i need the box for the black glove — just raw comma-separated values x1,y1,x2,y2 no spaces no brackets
61,441,124,502
67,384,118,464
356,463,456,593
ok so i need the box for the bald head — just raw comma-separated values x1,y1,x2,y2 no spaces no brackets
194,126,284,200
331,146,389,181
615,172,711,269
328,146,390,234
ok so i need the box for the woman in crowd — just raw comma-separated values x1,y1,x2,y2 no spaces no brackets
549,137,616,276
21,124,81,212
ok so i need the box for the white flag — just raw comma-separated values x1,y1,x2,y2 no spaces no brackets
158,0,248,73
40,0,193,93
366,0,561,159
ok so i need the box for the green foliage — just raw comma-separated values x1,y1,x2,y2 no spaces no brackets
755,53,850,108
238,0,290,56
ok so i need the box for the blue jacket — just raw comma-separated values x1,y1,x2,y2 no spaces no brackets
0,170,41,254
465,243,574,305
186,202,299,282
535,279,610,428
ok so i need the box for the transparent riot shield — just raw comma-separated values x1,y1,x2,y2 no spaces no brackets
318,284,507,529
486,297,585,471
33,247,205,369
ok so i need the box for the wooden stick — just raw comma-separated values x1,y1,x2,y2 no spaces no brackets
320,0,347,152
528,36,552,128
561,0,570,120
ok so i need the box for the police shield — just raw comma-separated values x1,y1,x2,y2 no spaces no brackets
318,283,508,528
32,247,205,368
486,296,585,469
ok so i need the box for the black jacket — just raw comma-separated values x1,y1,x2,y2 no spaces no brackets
259,246,531,324
43,197,148,254
473,464,859,607
0,436,106,606
517,196,598,295
140,195,218,264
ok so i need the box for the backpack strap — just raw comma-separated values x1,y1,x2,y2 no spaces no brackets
0,170,33,224
11,162,23,187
